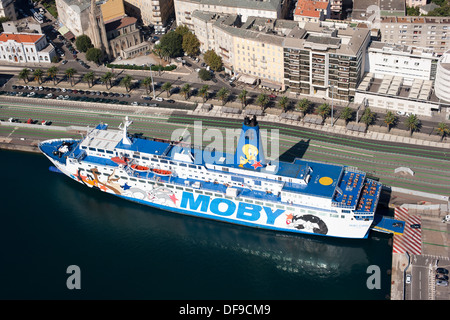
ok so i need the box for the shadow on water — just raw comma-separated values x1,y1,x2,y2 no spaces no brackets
0,150,392,300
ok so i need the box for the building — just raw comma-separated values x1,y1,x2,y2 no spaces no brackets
293,0,330,23
175,0,292,28
380,16,450,56
406,0,427,8
329,0,342,19
365,42,438,83
419,2,439,15
352,0,405,29
0,0,16,20
56,0,147,60
354,73,440,117
434,50,450,104
123,0,174,29
283,21,371,102
0,33,56,63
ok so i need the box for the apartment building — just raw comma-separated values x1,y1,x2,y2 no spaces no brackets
380,16,450,56
406,0,427,7
192,12,293,89
175,0,292,28
123,0,174,28
283,21,370,102
0,33,56,63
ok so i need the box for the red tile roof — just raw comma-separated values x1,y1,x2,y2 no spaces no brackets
294,0,329,18
0,33,43,43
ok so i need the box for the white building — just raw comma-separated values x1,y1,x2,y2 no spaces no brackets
365,42,438,84
0,33,56,63
0,0,16,20
434,50,450,104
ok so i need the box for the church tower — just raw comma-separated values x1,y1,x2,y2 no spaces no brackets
88,0,111,58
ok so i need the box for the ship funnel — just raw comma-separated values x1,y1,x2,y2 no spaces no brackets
235,116,265,169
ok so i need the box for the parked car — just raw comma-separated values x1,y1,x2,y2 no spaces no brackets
436,268,449,275
410,224,421,229
436,280,448,287
435,274,449,281
406,274,411,284
155,97,163,102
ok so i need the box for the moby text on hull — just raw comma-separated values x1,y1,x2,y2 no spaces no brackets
39,116,382,239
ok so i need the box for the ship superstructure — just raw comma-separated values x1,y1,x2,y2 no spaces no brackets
39,116,382,239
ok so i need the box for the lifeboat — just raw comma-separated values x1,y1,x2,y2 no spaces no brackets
152,168,172,176
111,157,128,165
131,164,150,172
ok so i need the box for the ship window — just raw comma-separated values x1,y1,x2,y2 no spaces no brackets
106,150,113,154
151,158,157,162
97,149,105,153
176,187,183,190
160,160,168,164
142,157,149,160
205,192,213,196
133,155,140,159
130,178,137,181
188,164,196,169
179,163,187,167
81,146,87,149
88,147,96,151
185,188,193,192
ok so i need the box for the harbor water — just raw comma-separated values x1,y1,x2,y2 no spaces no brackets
0,149,392,299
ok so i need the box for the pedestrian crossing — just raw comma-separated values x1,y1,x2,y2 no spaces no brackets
393,206,422,255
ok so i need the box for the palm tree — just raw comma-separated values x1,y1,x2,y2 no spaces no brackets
120,75,133,92
217,87,229,105
83,72,95,88
436,122,449,141
279,96,289,112
405,114,420,136
256,94,269,111
238,89,248,108
33,69,44,85
339,106,354,125
384,111,397,132
65,68,77,86
296,98,312,117
180,83,191,100
360,107,376,129
19,68,30,84
162,82,172,97
101,71,114,90
198,85,209,102
47,66,58,85
142,77,153,95
317,103,331,121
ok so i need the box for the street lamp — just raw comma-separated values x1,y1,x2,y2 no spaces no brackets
329,83,334,127
148,63,156,99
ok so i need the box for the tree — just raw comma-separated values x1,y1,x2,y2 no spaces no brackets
33,69,44,84
360,107,376,129
83,72,95,88
47,66,58,85
142,77,153,95
199,85,209,102
86,47,103,64
75,35,93,53
19,68,30,84
256,94,269,111
198,69,212,81
436,122,450,141
238,89,248,108
217,88,229,105
175,25,190,37
182,32,200,57
180,83,191,100
160,31,183,58
279,96,289,112
162,82,172,97
384,111,397,132
405,114,420,136
318,103,331,121
296,98,312,117
339,106,354,125
120,75,133,92
204,49,223,72
65,68,77,86
101,72,114,90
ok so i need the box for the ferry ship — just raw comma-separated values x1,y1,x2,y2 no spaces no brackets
39,116,383,239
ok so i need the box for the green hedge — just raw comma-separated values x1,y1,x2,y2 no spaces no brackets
107,64,177,71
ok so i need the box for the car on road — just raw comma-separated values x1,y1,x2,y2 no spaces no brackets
149,103,158,107
45,93,53,99
27,92,35,97
131,102,138,106
61,60,68,65
410,224,421,229
406,274,411,284
436,268,449,275
166,99,175,103
155,97,163,102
